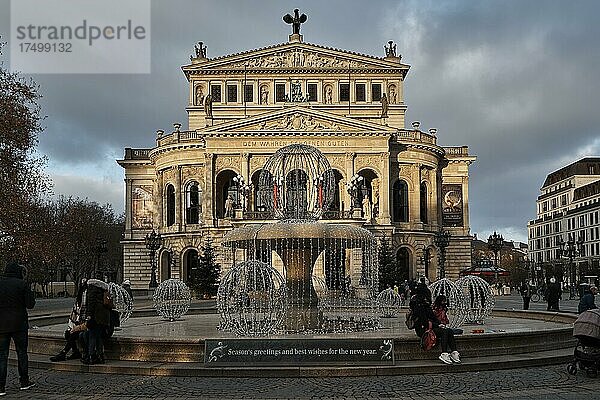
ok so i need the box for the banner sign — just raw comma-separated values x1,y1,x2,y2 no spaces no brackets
442,184,464,226
205,338,394,366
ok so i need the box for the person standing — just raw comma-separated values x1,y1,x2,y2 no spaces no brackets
122,279,133,301
0,262,36,395
546,277,562,311
520,281,533,310
578,286,598,313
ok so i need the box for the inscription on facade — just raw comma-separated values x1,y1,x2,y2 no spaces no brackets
242,139,350,148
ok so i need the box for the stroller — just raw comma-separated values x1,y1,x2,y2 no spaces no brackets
567,309,600,377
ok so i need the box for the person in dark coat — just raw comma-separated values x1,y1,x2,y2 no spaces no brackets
0,262,36,395
414,277,432,305
520,281,533,310
546,277,562,311
578,286,598,314
409,292,460,364
81,279,112,364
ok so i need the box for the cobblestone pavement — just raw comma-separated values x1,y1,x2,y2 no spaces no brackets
1,364,599,399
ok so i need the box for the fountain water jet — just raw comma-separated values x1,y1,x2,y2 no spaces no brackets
221,144,379,335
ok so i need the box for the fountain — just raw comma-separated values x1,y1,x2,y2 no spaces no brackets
221,144,379,334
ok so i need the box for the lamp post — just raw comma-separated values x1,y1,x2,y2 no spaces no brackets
558,235,585,299
94,238,108,280
433,229,451,279
145,229,162,289
418,247,433,280
487,231,504,283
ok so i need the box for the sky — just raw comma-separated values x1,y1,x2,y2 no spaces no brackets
1,0,600,244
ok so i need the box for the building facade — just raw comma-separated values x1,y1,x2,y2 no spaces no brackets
527,158,600,279
118,25,476,291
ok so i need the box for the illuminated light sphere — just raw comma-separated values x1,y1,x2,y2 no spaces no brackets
376,288,402,318
153,279,192,322
108,282,134,324
217,260,287,336
454,275,495,324
428,278,467,328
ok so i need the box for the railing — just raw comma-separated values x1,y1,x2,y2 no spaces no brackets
124,148,151,160
444,146,470,156
394,130,437,145
242,210,357,220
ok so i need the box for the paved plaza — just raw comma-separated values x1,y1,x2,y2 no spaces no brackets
2,363,600,399
4,294,588,399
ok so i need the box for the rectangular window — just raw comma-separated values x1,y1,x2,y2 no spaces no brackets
275,83,286,102
542,201,548,212
307,83,317,102
339,83,350,102
210,84,221,103
244,84,253,103
227,84,238,103
551,198,557,209
355,83,366,101
371,83,381,101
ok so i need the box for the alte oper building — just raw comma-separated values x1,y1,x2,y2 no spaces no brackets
118,17,476,291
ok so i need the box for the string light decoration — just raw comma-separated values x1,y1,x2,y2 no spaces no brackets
153,279,192,322
376,288,402,318
221,144,380,335
428,278,467,328
217,260,287,336
454,275,495,324
108,282,134,324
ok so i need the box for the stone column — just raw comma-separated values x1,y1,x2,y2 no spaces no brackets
409,163,421,225
175,166,182,229
241,152,250,183
379,151,391,224
462,175,470,236
124,178,133,235
156,170,164,228
428,167,438,230
344,152,355,212
204,153,215,225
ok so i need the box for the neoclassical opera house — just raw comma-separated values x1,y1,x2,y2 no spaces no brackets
118,17,476,291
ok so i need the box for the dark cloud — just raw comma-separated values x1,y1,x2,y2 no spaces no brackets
2,0,599,242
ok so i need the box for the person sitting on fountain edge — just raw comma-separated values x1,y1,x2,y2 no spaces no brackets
409,291,460,364
578,286,598,314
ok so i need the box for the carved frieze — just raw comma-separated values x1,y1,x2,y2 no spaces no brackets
327,154,345,172
215,155,241,173
250,155,268,172
355,154,382,174
182,165,205,185
222,50,370,70
162,167,177,185
252,113,343,131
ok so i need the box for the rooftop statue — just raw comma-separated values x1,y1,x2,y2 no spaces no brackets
283,9,308,35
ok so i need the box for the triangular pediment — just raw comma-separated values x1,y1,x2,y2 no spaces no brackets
200,106,396,134
183,42,409,76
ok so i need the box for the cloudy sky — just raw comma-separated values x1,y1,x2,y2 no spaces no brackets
1,0,599,243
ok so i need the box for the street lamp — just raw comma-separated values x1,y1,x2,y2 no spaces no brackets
557,235,585,299
145,229,162,289
487,231,504,283
433,229,451,279
94,238,108,280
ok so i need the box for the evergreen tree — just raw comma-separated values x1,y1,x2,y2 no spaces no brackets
190,238,221,298
378,236,398,291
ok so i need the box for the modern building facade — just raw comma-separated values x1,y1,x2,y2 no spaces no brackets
528,158,600,279
118,20,476,291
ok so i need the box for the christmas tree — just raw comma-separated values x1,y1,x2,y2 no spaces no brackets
189,238,221,298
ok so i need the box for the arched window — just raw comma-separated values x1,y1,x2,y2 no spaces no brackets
166,184,175,227
286,169,308,217
420,182,428,224
392,180,409,222
183,249,199,283
185,181,202,224
396,247,410,282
